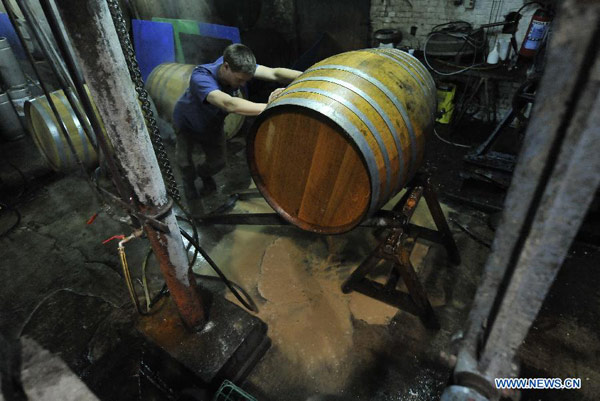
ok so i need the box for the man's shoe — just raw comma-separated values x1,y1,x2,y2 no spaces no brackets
199,176,217,196
184,182,199,200
181,167,199,200
188,198,205,216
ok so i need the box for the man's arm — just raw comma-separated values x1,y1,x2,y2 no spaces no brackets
206,90,267,116
254,65,302,84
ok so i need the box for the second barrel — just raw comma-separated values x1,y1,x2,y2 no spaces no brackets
145,63,246,139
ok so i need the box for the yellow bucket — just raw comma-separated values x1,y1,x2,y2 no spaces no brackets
436,83,456,124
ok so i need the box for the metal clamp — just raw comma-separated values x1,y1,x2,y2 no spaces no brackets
98,187,172,232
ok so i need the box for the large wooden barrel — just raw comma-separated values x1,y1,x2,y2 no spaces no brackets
248,48,437,234
145,63,246,139
25,89,102,171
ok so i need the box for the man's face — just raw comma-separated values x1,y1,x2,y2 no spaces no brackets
221,62,253,89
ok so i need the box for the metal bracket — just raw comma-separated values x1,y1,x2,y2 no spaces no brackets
98,187,172,232
341,175,461,329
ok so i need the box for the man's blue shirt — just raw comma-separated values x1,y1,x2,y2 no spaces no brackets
173,57,233,135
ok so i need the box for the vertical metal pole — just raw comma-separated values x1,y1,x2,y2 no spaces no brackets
39,0,133,203
443,2,600,400
53,0,205,329
480,52,600,381
1,0,87,175
20,0,98,151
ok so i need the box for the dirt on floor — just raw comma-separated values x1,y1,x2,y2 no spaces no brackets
1,122,599,401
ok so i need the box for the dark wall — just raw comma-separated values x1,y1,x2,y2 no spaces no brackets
132,0,371,68
295,0,371,55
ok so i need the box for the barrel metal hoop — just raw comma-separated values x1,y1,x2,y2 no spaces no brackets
390,49,437,114
268,97,380,217
34,98,68,170
287,76,406,192
381,48,436,94
384,49,438,112
371,48,437,114
363,49,430,104
305,65,418,180
393,49,436,91
56,91,90,165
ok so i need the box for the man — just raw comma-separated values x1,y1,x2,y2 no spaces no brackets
173,43,302,205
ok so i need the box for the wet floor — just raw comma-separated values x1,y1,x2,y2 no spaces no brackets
1,121,599,401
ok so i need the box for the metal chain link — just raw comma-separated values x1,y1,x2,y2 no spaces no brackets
106,0,181,201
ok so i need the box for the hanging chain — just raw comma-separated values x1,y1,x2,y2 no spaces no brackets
106,0,181,201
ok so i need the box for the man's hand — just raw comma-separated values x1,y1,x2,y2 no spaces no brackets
268,88,286,103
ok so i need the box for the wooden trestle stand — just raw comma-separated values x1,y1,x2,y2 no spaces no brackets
341,175,460,330
197,175,460,330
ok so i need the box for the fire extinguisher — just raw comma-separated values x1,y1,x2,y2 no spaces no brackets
519,8,552,58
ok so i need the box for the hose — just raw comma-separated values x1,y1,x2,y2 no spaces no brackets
179,228,258,313
134,200,258,314
433,128,471,149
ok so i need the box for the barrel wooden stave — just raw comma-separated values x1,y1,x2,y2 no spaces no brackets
286,69,408,200
249,48,436,234
253,108,371,232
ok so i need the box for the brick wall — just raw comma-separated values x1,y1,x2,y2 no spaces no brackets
370,0,555,118
371,0,535,49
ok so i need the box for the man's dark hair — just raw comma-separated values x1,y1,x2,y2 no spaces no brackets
223,44,257,75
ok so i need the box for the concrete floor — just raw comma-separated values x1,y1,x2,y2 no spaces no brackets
1,118,599,401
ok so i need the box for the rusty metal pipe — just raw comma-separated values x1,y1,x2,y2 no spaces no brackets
444,2,600,400
53,0,205,330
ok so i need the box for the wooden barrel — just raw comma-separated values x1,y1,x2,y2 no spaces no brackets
248,48,437,234
145,63,246,139
25,89,102,171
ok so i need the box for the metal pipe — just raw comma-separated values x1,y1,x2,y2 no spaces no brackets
445,1,600,399
21,1,74,89
52,0,205,330
19,0,98,151
480,37,600,381
1,0,88,177
39,0,133,204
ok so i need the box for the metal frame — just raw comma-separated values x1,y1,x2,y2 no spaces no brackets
443,1,600,399
463,78,537,174
200,175,461,330
341,175,460,330
52,0,206,330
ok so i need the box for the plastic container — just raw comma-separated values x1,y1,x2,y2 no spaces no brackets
213,380,257,401
436,83,456,124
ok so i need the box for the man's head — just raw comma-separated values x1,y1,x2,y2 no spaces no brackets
219,44,256,89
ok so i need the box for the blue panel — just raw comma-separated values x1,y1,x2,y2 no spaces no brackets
132,19,175,82
198,22,241,44
0,13,25,59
